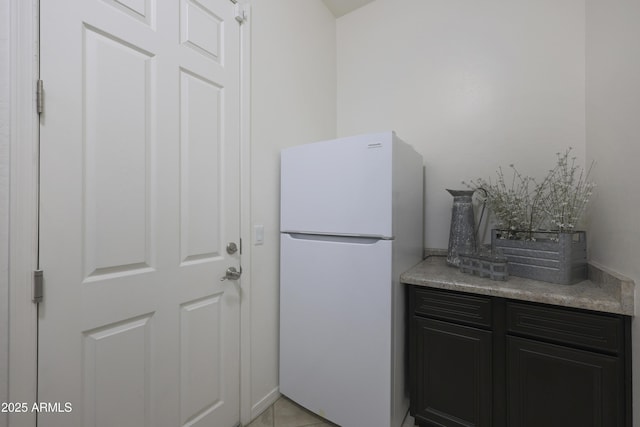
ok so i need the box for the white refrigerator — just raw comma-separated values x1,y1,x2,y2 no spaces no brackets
279,131,424,427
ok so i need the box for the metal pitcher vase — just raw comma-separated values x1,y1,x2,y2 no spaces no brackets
446,189,476,267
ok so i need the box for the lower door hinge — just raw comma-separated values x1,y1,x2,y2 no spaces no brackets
36,79,44,114
33,270,43,303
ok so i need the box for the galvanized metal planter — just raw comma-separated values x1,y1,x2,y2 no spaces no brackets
459,253,509,281
491,229,587,285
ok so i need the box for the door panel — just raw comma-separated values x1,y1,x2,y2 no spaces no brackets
181,0,224,62
180,69,223,264
83,25,154,278
179,294,225,426
83,315,152,427
39,0,241,426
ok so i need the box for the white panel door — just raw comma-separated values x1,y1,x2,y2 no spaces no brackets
39,1,241,426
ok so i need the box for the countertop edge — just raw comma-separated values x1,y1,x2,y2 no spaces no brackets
401,256,635,316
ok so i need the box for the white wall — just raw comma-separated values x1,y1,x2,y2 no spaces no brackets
249,0,336,415
585,0,640,423
0,0,10,424
337,0,586,248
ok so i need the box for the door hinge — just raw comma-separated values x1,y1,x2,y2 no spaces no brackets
234,3,247,24
36,79,44,114
33,270,43,303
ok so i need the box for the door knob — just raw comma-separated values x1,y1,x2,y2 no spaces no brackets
220,266,242,281
226,242,238,255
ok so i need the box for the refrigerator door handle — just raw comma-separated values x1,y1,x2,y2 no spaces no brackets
285,232,392,244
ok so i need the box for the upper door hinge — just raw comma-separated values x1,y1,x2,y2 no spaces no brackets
33,270,43,303
234,3,247,24
36,79,44,114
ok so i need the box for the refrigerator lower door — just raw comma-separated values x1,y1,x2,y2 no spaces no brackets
280,233,393,427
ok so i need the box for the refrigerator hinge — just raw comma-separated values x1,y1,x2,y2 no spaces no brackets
36,79,44,114
33,270,44,303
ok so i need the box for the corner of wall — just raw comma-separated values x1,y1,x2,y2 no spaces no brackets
585,1,640,425
248,0,337,420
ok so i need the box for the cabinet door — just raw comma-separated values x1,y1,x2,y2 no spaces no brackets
412,317,492,427
507,336,622,427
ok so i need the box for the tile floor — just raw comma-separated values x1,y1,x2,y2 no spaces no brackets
246,396,417,427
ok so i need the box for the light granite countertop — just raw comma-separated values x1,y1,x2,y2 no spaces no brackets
400,255,635,316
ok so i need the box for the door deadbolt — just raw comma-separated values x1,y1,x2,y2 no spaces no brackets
226,242,238,255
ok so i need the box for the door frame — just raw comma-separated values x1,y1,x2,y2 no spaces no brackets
238,3,253,426
7,2,254,426
8,0,39,426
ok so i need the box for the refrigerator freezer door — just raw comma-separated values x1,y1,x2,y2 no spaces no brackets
280,133,393,238
279,233,393,427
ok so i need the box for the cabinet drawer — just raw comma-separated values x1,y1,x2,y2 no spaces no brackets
506,302,624,354
413,287,492,328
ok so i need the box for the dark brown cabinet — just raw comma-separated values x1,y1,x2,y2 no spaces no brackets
412,317,493,426
408,285,632,427
507,336,621,427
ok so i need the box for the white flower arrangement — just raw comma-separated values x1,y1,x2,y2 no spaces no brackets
539,150,595,233
463,148,595,240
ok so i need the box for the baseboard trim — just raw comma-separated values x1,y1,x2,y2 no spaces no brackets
250,387,281,420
